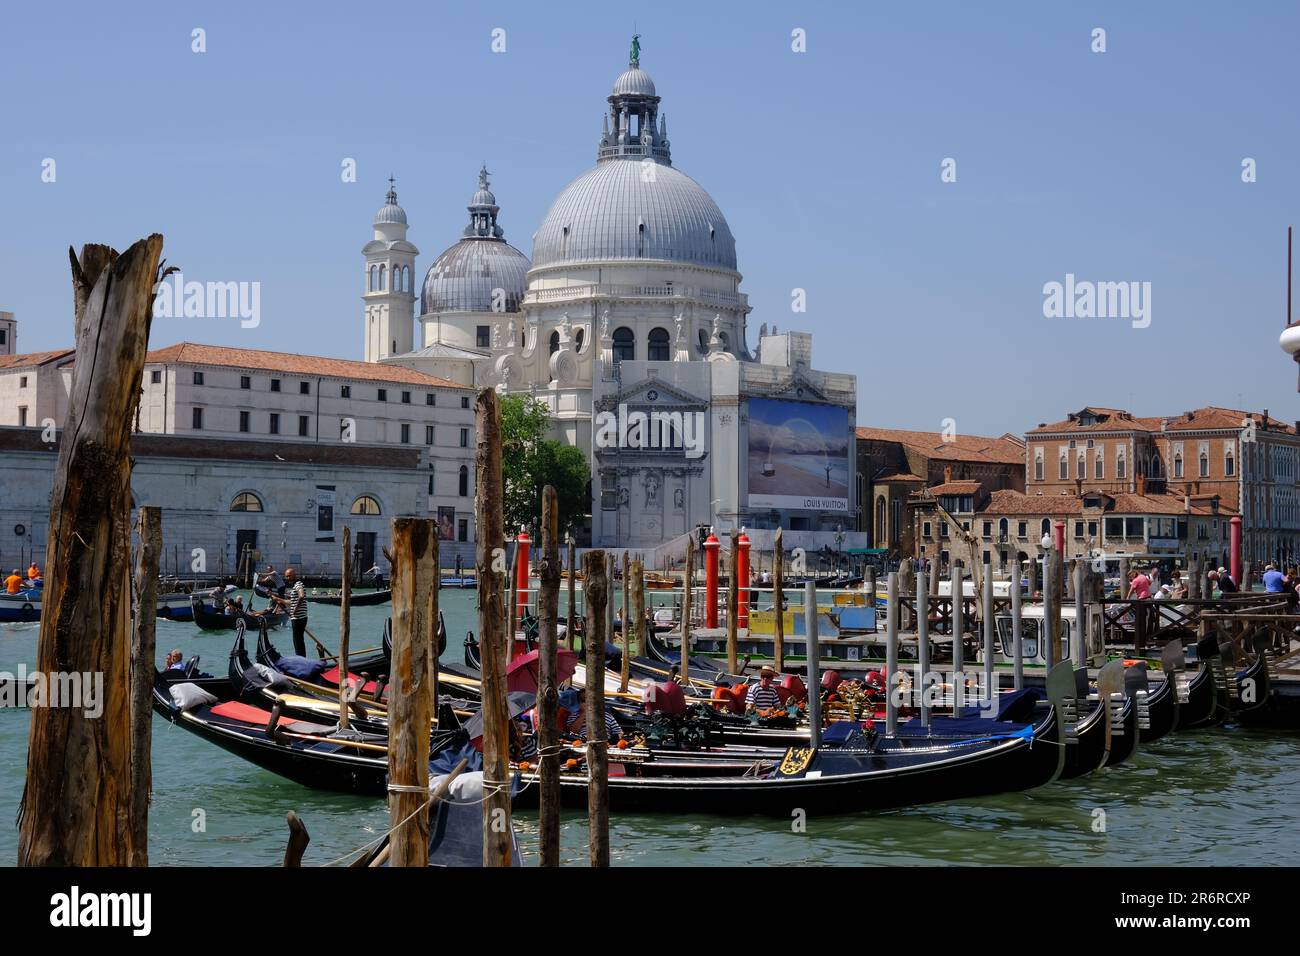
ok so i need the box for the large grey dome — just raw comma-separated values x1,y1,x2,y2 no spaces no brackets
420,238,529,314
612,66,655,97
531,160,738,271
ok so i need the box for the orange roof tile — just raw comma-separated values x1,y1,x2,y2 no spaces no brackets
855,426,1025,465
145,343,466,389
0,349,75,370
927,480,983,495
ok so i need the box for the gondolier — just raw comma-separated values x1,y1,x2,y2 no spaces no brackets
274,567,310,656
746,666,783,712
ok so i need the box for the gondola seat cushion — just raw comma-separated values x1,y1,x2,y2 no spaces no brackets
251,663,293,689
274,655,330,680
169,682,219,711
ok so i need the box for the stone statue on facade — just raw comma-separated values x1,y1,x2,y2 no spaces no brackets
644,471,660,507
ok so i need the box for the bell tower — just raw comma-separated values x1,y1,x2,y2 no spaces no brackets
363,177,419,362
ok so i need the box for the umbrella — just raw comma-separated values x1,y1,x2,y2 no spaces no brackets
464,690,536,742
506,647,578,694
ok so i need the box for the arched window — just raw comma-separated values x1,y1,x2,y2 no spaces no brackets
1040,518,1051,538
1199,452,1208,478
612,326,635,362
351,495,382,515
402,265,410,292
1173,453,1184,478
647,327,670,361
230,491,263,512
368,265,377,291
718,331,730,350
998,517,1009,539
698,329,708,351
575,328,586,353
875,497,887,544
458,465,469,497
378,265,387,291
549,330,560,354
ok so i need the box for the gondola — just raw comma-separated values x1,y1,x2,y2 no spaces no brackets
306,588,393,607
511,691,1066,817
191,594,286,630
1125,659,1177,745
151,665,475,796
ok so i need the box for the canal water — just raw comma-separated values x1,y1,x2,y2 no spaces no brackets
2,587,1298,867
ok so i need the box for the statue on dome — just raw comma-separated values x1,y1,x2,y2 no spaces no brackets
630,34,640,67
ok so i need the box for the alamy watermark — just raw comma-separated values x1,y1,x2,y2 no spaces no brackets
0,665,103,718
593,403,705,459
1042,273,1151,329
153,272,261,328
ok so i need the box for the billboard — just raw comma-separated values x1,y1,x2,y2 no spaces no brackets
747,399,850,512
437,506,456,541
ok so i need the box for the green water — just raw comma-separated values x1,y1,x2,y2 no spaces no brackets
2,589,1298,867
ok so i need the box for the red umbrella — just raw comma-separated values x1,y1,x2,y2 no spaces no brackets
506,647,579,694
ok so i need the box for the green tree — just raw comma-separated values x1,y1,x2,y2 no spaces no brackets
499,394,590,534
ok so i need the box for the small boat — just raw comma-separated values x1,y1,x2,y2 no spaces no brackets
191,595,286,631
306,588,392,607
440,575,477,589
0,589,42,623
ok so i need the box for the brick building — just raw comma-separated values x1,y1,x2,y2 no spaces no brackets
855,426,1024,555
1025,406,1299,567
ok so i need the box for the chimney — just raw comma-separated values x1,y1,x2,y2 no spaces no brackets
944,465,952,484
1184,492,1191,513
1136,473,1146,496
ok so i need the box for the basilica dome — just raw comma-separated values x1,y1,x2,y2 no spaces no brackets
420,167,529,315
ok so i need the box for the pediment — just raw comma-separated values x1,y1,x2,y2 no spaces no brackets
597,376,708,411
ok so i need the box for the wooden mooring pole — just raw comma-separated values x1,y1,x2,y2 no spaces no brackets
982,562,994,706
917,568,931,727
620,552,631,692
681,536,694,683
631,558,647,660
476,388,513,867
19,236,164,867
338,526,352,732
772,528,786,672
130,505,162,868
584,550,611,867
537,485,562,867
387,516,437,867
566,535,577,651
805,580,822,748
1011,559,1024,690
885,571,899,735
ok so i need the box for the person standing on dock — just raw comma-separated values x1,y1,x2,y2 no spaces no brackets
276,567,309,656
1213,567,1237,594
1263,563,1285,593
1126,568,1152,599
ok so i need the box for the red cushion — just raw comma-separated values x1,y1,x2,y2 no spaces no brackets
320,667,378,694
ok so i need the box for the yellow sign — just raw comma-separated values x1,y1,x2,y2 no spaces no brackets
778,747,814,776
748,610,795,635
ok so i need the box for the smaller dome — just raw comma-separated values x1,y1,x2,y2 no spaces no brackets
375,180,407,224
612,67,656,97
470,187,497,208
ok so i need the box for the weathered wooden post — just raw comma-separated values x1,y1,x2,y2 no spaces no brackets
917,568,931,727
387,516,437,867
475,388,513,867
982,562,994,707
1189,554,1203,599
726,528,740,674
508,537,519,657
897,557,914,630
773,527,785,672
338,526,352,732
805,580,822,748
1011,559,1024,690
1066,558,1076,601
583,550,611,867
620,552,630,680
951,566,964,710
885,571,899,735
631,558,647,660
566,534,577,651
1072,560,1086,664
19,236,164,867
129,505,161,868
1045,549,1061,670
537,485,562,868
681,536,694,682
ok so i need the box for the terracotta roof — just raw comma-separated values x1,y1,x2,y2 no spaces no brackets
978,489,1232,518
876,471,926,483
0,349,75,370
855,426,1025,465
982,490,1085,516
928,480,983,495
1028,406,1295,436
145,343,466,389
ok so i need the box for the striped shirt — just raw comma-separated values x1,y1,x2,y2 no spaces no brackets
286,581,308,619
566,707,623,741
747,683,783,710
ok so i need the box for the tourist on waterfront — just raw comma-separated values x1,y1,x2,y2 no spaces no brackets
164,649,185,671
1215,567,1238,594
4,569,22,594
1126,568,1152,600
26,562,40,583
275,568,310,656
1263,563,1285,593
746,665,783,712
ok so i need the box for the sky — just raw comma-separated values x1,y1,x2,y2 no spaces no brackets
1,1,1297,437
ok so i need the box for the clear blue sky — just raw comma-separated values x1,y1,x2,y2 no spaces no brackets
1,1,1296,436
